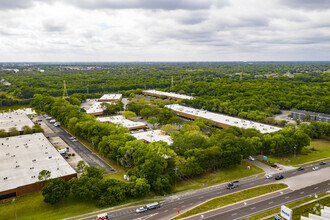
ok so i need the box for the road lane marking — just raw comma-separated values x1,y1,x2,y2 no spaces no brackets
251,207,256,210
269,201,273,204
300,191,304,194
198,196,204,199
232,213,237,216
164,210,168,212
285,196,290,199
179,201,184,204
315,187,319,189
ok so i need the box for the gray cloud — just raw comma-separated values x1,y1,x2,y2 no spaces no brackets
0,0,52,10
43,23,66,32
280,0,330,10
67,0,229,10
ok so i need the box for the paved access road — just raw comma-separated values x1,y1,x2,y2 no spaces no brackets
39,116,115,173
82,161,330,220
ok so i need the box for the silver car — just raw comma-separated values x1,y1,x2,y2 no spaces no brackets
136,206,147,213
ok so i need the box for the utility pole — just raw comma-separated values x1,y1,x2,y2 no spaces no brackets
240,155,243,168
294,145,297,160
174,167,178,188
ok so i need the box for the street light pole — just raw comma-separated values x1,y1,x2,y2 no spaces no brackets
174,167,178,188
294,146,296,160
12,198,17,220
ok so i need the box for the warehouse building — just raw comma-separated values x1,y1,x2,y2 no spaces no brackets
98,94,122,102
0,112,35,133
86,102,107,116
166,104,282,134
131,130,173,145
0,133,77,199
143,90,194,100
291,110,330,123
97,116,146,130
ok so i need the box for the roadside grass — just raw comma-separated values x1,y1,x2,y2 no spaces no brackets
0,191,162,220
173,160,264,193
172,183,288,220
266,137,330,166
243,192,329,220
262,194,330,220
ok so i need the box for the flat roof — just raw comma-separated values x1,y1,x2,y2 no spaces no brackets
166,104,282,134
97,116,146,129
99,94,122,101
143,90,194,100
0,112,35,132
131,130,173,145
86,102,113,114
0,133,76,192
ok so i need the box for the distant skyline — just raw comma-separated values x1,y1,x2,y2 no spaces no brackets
0,0,329,62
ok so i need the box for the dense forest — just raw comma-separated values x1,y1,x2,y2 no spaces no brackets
1,62,329,120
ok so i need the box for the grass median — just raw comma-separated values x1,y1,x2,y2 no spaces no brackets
173,183,288,219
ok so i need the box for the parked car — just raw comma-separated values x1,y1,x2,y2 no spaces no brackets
312,166,319,171
72,139,78,142
297,167,304,171
136,206,148,213
69,137,76,140
265,174,273,179
319,162,326,165
275,175,284,180
96,213,108,220
249,156,255,161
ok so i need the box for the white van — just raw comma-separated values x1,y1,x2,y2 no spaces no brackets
50,119,56,123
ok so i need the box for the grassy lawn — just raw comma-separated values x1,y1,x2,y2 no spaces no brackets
173,160,263,193
0,191,162,220
266,137,330,166
244,192,329,220
173,183,288,220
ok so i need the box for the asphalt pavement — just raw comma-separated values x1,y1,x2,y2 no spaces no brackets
39,116,115,173
81,160,330,220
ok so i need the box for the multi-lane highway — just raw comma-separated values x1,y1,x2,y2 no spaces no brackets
81,161,330,220
37,116,115,173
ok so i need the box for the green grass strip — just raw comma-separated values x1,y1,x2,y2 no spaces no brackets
173,183,288,220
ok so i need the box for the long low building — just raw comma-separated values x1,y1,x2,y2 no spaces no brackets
0,133,77,199
0,112,35,133
143,90,194,100
291,110,330,123
97,116,146,130
166,104,282,134
131,130,173,145
98,94,122,102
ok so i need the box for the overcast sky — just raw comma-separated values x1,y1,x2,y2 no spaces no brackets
0,0,329,62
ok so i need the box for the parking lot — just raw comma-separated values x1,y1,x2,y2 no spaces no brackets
35,115,115,174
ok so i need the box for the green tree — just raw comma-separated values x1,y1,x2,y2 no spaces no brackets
9,127,19,136
158,109,175,125
22,125,33,134
0,129,8,138
147,117,159,128
38,170,51,182
122,111,137,119
42,178,70,205
85,166,103,179
130,178,151,197
76,160,87,174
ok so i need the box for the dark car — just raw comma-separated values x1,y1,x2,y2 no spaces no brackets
275,175,284,180
297,167,304,171
319,162,326,165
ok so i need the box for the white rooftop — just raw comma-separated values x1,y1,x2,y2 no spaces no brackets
86,102,112,114
14,108,36,115
0,112,35,132
166,104,282,134
97,116,146,129
143,90,194,100
131,130,173,145
99,94,122,101
0,133,76,192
